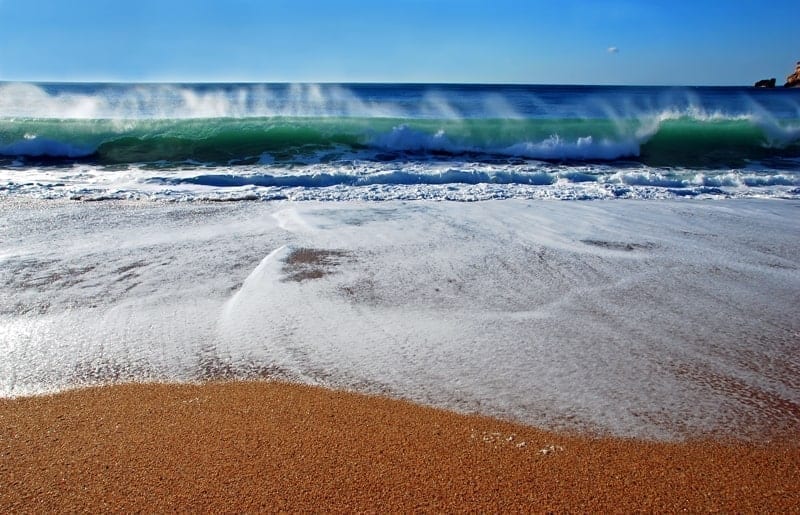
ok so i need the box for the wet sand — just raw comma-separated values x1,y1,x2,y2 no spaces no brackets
2,381,798,512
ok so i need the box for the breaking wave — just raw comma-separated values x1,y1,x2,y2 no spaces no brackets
2,115,799,168
2,82,799,201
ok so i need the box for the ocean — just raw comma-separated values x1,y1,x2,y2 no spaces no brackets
1,82,799,201
2,83,799,440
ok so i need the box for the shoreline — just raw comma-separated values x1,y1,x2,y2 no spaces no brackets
2,381,799,512
3,198,800,441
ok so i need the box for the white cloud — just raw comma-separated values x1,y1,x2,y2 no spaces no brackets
607,46,619,54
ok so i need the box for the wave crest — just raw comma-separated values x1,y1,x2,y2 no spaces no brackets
1,83,799,167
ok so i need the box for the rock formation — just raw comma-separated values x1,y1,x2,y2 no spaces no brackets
785,61,800,88
754,78,776,88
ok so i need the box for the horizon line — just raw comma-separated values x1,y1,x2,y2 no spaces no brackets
0,78,768,88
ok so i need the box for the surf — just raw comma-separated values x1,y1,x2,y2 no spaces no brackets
2,115,799,168
2,82,800,201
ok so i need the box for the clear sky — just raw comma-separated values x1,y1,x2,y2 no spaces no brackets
0,0,798,85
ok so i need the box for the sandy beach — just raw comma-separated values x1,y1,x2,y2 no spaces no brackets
2,198,799,510
2,381,799,512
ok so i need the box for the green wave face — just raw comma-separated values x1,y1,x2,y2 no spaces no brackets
639,119,790,167
1,116,799,167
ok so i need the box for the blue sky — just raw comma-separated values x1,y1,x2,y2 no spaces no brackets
0,0,798,84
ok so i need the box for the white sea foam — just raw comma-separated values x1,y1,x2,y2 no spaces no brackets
1,199,798,440
1,161,797,202
505,135,640,161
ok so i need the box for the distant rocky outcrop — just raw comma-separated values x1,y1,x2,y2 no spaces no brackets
754,78,776,88
785,61,800,88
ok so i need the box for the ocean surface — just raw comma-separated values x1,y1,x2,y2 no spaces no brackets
1,82,799,201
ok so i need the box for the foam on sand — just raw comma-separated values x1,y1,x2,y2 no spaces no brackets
1,198,798,440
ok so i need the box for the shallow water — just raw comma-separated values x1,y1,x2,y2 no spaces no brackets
2,198,798,440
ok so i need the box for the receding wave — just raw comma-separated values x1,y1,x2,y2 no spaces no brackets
157,169,560,188
2,115,799,168
152,168,800,192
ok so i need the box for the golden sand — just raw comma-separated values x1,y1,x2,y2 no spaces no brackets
1,381,798,512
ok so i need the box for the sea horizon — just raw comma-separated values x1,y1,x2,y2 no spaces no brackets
3,79,795,88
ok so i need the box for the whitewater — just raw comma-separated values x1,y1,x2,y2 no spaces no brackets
1,82,799,200
1,83,799,441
